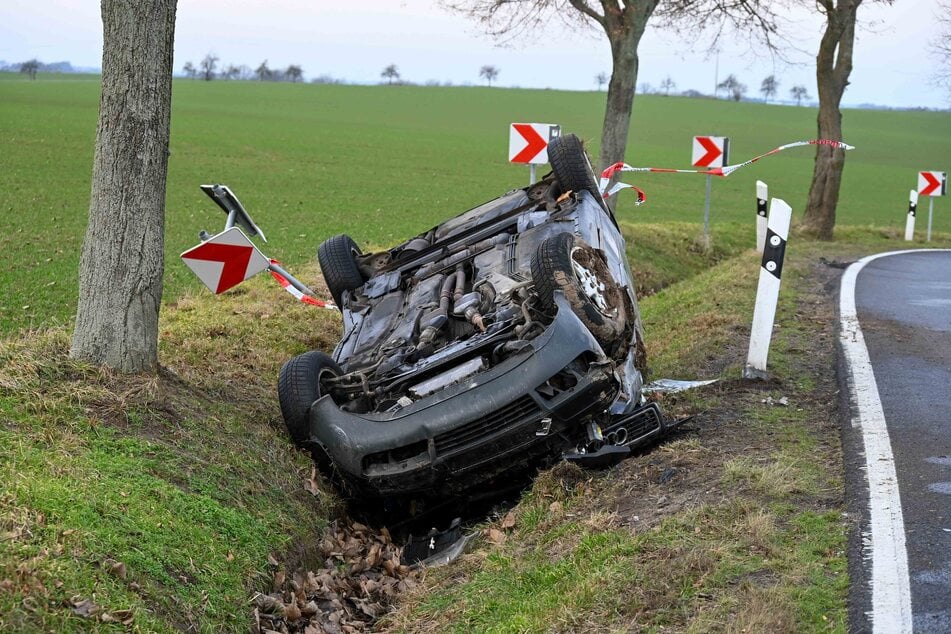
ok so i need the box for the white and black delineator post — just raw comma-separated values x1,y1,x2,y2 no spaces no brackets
743,198,792,379
905,190,918,241
755,180,768,252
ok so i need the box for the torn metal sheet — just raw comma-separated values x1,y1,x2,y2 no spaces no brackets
642,378,718,394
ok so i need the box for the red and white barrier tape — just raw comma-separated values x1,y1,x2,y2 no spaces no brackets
603,182,647,204
268,259,338,310
599,139,855,200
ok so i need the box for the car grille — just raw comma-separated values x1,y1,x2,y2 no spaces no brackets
433,395,541,455
626,405,662,440
603,402,663,446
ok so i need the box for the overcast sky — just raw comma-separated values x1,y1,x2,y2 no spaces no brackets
1,0,947,109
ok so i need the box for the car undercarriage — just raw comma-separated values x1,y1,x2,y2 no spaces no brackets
278,134,673,504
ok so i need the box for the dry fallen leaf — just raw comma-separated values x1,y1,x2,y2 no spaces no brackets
501,512,516,530
366,543,382,568
282,601,302,621
109,561,127,579
70,597,98,618
111,609,134,625
361,578,380,596
303,477,321,497
485,528,506,544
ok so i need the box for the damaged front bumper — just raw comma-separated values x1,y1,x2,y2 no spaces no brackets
307,295,622,498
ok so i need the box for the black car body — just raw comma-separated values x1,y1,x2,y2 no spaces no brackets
279,134,667,502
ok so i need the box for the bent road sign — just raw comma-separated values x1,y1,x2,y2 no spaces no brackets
918,171,947,197
509,123,561,164
181,226,270,294
692,136,730,168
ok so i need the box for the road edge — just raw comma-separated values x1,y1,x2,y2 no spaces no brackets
838,250,937,633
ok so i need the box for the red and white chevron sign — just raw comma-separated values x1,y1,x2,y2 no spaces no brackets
918,171,947,197
692,136,730,168
181,227,270,294
509,123,561,164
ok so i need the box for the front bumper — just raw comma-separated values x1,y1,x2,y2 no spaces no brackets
307,294,619,497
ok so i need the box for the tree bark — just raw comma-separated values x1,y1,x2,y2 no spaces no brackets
70,0,178,373
801,0,860,240
596,1,658,172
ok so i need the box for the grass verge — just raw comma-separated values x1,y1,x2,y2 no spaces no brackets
0,270,342,632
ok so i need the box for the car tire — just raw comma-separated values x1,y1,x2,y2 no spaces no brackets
547,133,604,205
278,350,341,444
531,232,627,349
317,234,365,306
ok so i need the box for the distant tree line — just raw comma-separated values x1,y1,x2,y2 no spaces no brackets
177,57,501,87
7,52,813,106
378,63,501,87
1,59,91,79
180,54,303,82
630,72,810,106
3,55,817,104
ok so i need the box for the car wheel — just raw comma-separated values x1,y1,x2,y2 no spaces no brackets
317,234,366,306
278,350,341,444
531,233,627,348
547,133,604,205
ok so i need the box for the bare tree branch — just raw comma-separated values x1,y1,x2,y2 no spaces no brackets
654,0,785,54
567,0,605,25
931,0,951,96
440,0,596,43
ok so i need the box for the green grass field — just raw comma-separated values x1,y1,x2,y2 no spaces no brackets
0,72,948,332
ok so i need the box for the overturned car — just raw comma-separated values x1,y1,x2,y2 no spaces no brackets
279,134,673,502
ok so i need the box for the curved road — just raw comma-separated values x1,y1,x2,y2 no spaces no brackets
844,250,951,633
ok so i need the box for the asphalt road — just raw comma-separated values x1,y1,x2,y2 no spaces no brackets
854,250,951,632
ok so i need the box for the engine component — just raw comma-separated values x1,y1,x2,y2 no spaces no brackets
453,292,481,316
417,272,459,355
408,357,486,398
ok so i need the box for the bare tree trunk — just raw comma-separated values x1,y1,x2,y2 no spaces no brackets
801,0,860,240
71,0,178,373
599,32,639,171
596,1,657,173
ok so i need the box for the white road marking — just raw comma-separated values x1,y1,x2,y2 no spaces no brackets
839,250,940,633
